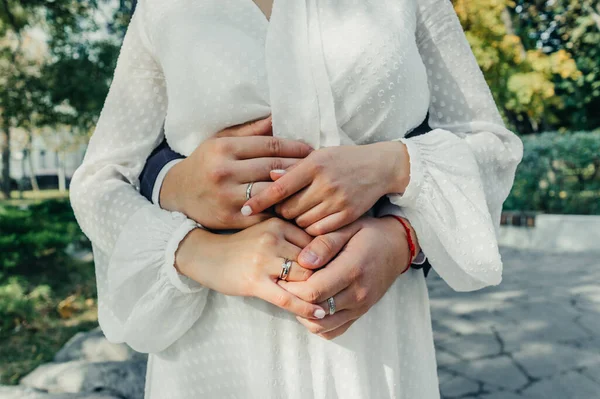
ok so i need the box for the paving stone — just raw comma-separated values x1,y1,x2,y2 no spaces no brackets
479,392,533,399
446,356,529,391
439,374,479,398
431,248,600,399
435,318,495,336
437,369,455,385
493,315,590,352
577,313,600,334
522,371,600,399
573,336,600,352
436,333,501,361
582,362,600,385
512,342,600,378
435,348,461,367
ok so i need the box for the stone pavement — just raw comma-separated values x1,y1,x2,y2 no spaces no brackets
431,247,600,399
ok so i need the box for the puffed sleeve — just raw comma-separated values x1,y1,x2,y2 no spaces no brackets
69,1,209,353
387,0,524,291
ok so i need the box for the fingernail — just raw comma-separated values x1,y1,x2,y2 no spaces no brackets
241,205,253,216
271,169,287,175
301,251,319,266
314,308,326,319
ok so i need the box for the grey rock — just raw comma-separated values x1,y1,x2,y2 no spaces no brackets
0,386,119,399
20,360,146,399
54,327,146,363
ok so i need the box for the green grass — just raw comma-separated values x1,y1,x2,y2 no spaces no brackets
0,259,99,385
1,190,69,207
0,315,99,385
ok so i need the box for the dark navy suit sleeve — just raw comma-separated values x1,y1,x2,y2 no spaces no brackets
138,139,185,202
131,0,187,204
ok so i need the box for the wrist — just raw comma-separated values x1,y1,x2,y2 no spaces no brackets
381,215,421,274
174,227,199,277
377,216,411,276
372,141,410,195
160,159,187,212
174,228,222,280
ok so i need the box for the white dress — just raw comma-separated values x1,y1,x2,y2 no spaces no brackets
69,0,523,397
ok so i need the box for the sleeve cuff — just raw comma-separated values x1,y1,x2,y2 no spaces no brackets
387,137,425,208
108,206,206,295
412,250,427,265
152,159,184,206
162,217,205,294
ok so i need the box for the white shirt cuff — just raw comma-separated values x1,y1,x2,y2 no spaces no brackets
152,159,184,206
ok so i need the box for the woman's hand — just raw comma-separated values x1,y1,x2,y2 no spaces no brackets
240,142,411,236
277,216,418,339
160,115,314,230
175,218,327,320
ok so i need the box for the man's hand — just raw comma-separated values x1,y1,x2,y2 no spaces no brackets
159,116,313,229
278,216,414,340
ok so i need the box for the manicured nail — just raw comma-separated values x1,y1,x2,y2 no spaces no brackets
314,308,326,319
301,251,319,266
271,169,287,175
241,205,253,216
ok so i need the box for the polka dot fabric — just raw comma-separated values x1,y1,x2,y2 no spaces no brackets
69,0,523,398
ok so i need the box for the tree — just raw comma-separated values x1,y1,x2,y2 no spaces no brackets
0,0,133,197
514,0,600,131
453,0,582,134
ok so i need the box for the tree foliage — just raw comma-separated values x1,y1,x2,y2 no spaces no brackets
0,0,132,197
514,0,600,131
454,0,584,134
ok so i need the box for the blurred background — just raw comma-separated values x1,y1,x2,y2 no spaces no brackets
0,1,598,398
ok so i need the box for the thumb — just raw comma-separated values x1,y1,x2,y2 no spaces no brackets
298,223,362,269
240,115,273,137
216,115,273,138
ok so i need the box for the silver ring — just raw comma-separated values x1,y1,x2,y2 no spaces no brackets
279,259,292,281
245,182,255,201
327,296,336,315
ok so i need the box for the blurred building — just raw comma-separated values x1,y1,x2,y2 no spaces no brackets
4,129,86,190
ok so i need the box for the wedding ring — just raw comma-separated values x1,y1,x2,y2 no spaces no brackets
245,182,255,201
327,296,336,315
279,258,292,281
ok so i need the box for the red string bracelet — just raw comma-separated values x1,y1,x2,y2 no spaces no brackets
390,216,416,275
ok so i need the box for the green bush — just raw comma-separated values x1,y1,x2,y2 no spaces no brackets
0,199,90,280
504,130,600,215
0,277,52,333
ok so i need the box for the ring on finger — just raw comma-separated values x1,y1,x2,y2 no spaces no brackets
245,182,255,201
327,296,336,315
279,258,293,281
